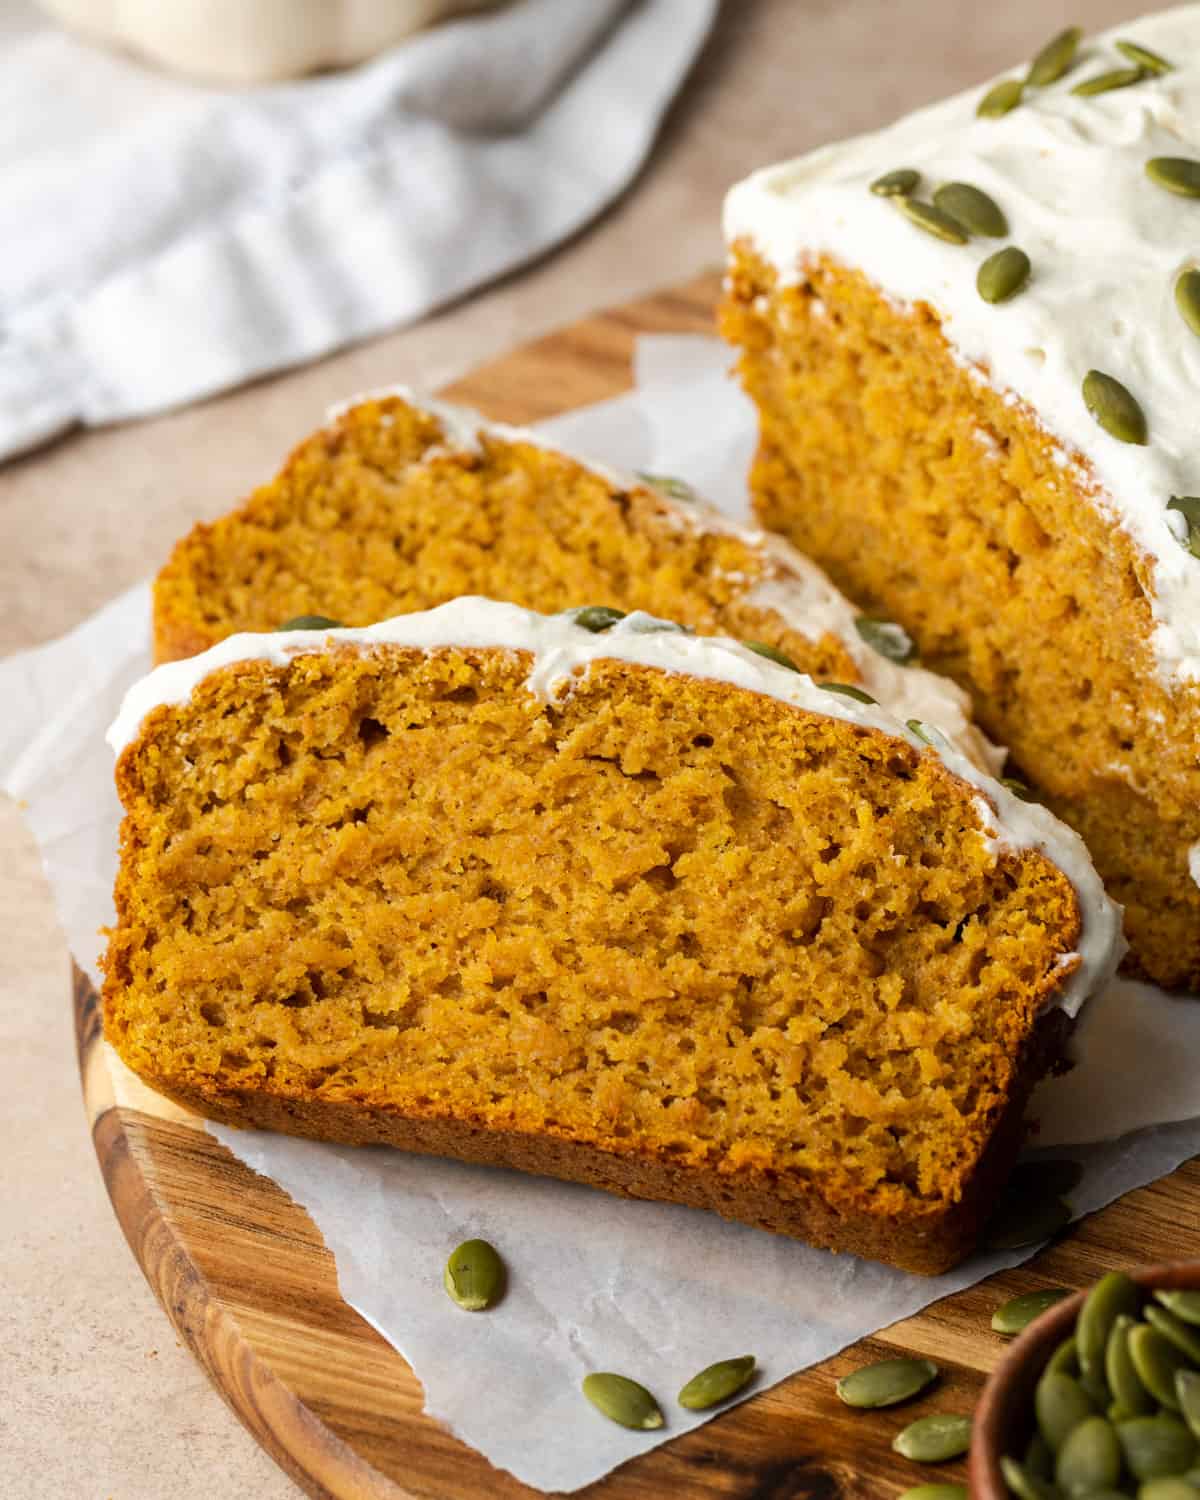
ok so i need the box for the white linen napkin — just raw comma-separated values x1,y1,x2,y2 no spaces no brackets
0,0,715,460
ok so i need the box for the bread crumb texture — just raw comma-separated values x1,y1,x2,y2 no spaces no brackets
103,645,1080,1272
151,395,859,682
721,245,1200,992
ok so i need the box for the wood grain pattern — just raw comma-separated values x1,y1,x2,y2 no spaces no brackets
77,273,1200,1499
970,1264,1200,1499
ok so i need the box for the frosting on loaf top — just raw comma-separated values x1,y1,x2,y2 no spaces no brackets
724,4,1200,687
107,596,1124,1018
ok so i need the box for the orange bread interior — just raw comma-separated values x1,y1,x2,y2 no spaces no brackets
103,641,1080,1272
721,246,1200,992
151,395,862,684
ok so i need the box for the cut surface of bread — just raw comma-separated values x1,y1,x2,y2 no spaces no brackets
103,604,1121,1273
151,388,995,769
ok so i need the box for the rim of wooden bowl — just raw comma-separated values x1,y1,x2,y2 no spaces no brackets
970,1261,1200,1498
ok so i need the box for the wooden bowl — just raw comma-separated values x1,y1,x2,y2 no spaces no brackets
970,1262,1200,1497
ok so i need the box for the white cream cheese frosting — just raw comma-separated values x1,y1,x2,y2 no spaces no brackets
107,596,1124,1018
723,4,1200,687
324,383,1003,774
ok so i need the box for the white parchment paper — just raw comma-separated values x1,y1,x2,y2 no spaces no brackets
4,335,1200,1494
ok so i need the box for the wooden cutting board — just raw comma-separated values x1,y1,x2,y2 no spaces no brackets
76,271,1200,1500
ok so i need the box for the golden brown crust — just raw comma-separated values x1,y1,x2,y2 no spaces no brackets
104,644,1083,1273
151,561,219,663
133,1003,1070,1278
720,244,1200,991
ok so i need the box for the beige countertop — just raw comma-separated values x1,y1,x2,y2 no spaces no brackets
1,2,1144,1494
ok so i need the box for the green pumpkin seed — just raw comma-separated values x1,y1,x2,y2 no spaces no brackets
443,1238,504,1311
1000,776,1039,802
277,614,343,631
1139,1479,1200,1499
744,640,800,672
1117,1414,1197,1480
677,1355,755,1411
1177,1370,1200,1441
907,719,934,745
1149,1307,1200,1366
978,247,1032,305
892,1412,973,1463
1083,370,1148,445
1110,1401,1137,1423
582,1372,663,1430
571,605,627,633
1049,1336,1081,1377
1130,1325,1191,1410
983,1186,1072,1251
1071,65,1147,96
835,1356,938,1409
977,77,1024,117
1108,1315,1156,1416
898,1487,967,1500
1027,26,1083,87
1080,1273,1141,1378
1056,1415,1122,1493
1000,1455,1059,1500
636,471,694,501
993,1288,1073,1335
1081,1362,1113,1408
821,681,877,704
1159,1293,1200,1328
1027,1429,1055,1478
934,182,1008,237
1167,498,1200,560
1146,158,1200,198
1037,1370,1096,1451
871,168,920,197
624,616,691,635
1116,38,1173,73
855,615,916,663
1175,271,1200,338
898,197,970,245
